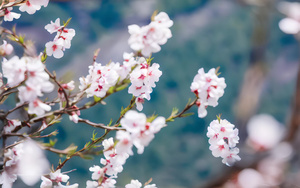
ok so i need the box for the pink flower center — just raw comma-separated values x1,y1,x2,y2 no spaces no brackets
219,145,225,150
4,8,10,15
33,100,39,107
138,74,146,80
123,139,129,145
52,44,57,51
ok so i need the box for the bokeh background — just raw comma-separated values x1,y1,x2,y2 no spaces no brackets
2,0,300,187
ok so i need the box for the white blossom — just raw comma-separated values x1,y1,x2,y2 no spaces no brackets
207,119,240,166
19,0,41,15
2,7,21,22
128,12,173,56
2,56,26,87
191,68,226,118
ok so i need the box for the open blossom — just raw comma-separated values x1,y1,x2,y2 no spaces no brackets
118,110,166,155
45,18,62,34
278,2,300,34
128,12,173,56
207,118,240,166
80,62,119,98
190,68,226,118
2,56,26,87
45,18,75,59
41,169,78,188
1,7,21,22
87,137,129,188
19,0,48,14
45,41,64,59
4,56,55,116
19,0,41,15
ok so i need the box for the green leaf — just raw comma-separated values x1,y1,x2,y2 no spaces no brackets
116,83,129,92
147,114,158,123
94,96,101,102
80,154,94,160
49,139,57,147
92,130,97,141
171,107,179,116
84,141,91,148
63,17,72,27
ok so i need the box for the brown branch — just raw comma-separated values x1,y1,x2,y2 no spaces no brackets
44,68,70,108
78,118,124,130
285,64,300,142
166,98,197,122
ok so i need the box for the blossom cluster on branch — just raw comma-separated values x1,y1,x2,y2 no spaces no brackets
0,1,241,188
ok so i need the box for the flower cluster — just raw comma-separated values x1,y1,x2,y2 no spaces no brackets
190,68,226,118
207,118,240,166
2,56,54,116
41,169,78,188
86,137,128,188
117,110,166,154
0,0,49,21
128,12,173,56
86,111,165,187
125,179,157,188
79,62,119,98
128,58,162,111
45,18,75,59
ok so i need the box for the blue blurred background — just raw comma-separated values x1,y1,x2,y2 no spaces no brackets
3,0,299,187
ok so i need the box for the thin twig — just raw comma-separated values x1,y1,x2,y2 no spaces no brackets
78,118,125,130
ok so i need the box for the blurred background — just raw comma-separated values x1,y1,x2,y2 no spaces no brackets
2,0,300,187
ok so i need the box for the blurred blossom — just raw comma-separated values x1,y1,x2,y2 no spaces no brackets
18,139,50,186
0,40,13,56
256,142,292,186
278,2,300,34
246,114,284,151
0,139,50,187
237,169,265,188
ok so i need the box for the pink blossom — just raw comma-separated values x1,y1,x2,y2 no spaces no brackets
191,68,226,118
19,0,41,15
28,0,49,7
28,99,51,116
2,56,26,87
80,62,119,98
45,18,62,34
89,166,104,180
128,12,173,56
4,119,21,133
207,119,240,166
2,7,21,22
45,40,64,59
116,131,134,155
62,80,75,91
